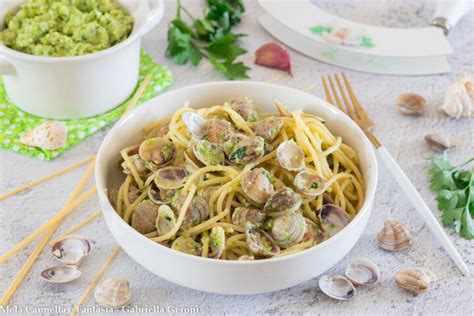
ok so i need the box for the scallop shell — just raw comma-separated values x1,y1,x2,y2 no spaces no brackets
40,265,82,283
439,73,474,119
51,235,91,265
94,277,132,309
394,267,436,294
20,121,67,150
345,258,380,286
319,275,356,300
377,220,413,251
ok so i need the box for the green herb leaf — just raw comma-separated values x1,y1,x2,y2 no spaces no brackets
208,57,250,80
206,34,247,59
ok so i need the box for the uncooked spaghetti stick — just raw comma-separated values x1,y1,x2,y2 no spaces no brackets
70,246,121,316
0,156,95,202
123,74,153,115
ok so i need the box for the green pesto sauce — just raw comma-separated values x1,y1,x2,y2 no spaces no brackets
0,0,133,57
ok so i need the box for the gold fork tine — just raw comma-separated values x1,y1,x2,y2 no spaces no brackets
321,77,334,105
326,76,346,114
342,72,374,126
334,74,359,122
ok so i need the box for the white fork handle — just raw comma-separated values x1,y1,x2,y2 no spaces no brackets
377,146,470,276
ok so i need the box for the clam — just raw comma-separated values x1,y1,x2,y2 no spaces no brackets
396,93,427,116
302,218,325,243
424,133,454,152
138,138,176,167
229,97,259,122
232,207,266,226
131,200,159,234
202,118,232,143
193,139,225,166
245,224,280,256
277,140,305,171
377,220,412,251
241,168,273,204
271,212,306,248
319,204,351,237
182,112,207,138
199,186,218,204
319,275,356,300
208,226,226,259
264,187,302,217
148,182,167,205
223,133,247,157
294,169,326,196
395,267,436,294
121,154,148,176
228,136,265,165
345,258,380,286
254,117,283,142
154,167,188,190
51,235,91,265
40,265,82,283
184,151,200,173
172,195,209,230
171,236,202,256
94,277,132,309
155,205,176,236
128,185,140,204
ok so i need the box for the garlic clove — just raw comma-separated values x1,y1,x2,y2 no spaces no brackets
424,133,454,153
255,43,292,75
396,93,427,116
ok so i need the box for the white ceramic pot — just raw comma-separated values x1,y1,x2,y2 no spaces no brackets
95,81,378,295
0,0,164,119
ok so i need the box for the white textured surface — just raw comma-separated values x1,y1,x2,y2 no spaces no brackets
1,0,473,315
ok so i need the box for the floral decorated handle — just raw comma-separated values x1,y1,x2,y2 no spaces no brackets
432,0,473,35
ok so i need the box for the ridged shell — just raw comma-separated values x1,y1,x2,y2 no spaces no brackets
241,168,273,204
264,187,302,217
131,200,159,234
377,220,413,251
394,267,436,294
20,121,67,150
94,277,132,309
232,207,266,226
271,212,306,248
245,225,280,256
345,258,380,286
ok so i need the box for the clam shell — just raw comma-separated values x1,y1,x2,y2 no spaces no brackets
277,140,305,171
229,97,259,122
319,204,351,237
245,224,280,256
271,212,306,248
395,267,436,294
171,236,202,256
396,93,426,116
20,121,67,150
193,139,225,166
51,235,91,265
155,205,176,236
94,277,132,309
40,265,81,283
138,137,176,167
182,112,206,138
424,133,453,152
319,275,356,300
377,220,413,251
154,167,188,190
345,258,380,286
209,226,226,259
241,168,273,204
131,200,159,234
264,187,302,217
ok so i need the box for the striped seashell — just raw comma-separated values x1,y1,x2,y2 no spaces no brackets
377,220,413,251
395,267,436,294
20,121,67,150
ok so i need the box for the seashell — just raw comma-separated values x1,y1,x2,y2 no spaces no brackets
396,93,427,116
319,204,351,237
377,220,413,251
227,136,265,165
302,218,325,243
345,258,380,286
229,97,260,122
294,169,326,197
171,236,202,256
255,42,292,75
245,224,280,256
232,207,266,226
254,117,283,142
138,137,176,168
20,121,67,150
264,187,302,217
155,205,176,236
424,133,455,152
154,167,188,190
394,267,436,294
202,118,232,143
94,277,132,309
193,139,225,166
182,112,207,138
277,140,305,171
439,73,474,119
172,195,209,230
40,265,82,283
241,168,273,204
199,185,218,204
271,212,306,248
131,200,159,234
319,275,356,300
51,235,91,265
121,154,149,177
208,226,226,259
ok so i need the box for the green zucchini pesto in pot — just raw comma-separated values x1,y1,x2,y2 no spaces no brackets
0,0,134,57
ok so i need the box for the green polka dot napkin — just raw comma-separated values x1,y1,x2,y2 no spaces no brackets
0,50,173,160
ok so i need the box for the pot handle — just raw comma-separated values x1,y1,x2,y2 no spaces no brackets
0,56,15,76
142,0,165,35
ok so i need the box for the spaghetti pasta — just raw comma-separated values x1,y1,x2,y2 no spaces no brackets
110,98,365,260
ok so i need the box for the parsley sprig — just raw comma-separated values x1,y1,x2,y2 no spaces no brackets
429,153,474,239
166,0,249,80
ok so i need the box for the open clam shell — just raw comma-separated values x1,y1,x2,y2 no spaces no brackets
264,187,302,217
319,204,351,237
182,112,207,138
232,207,267,226
245,224,280,256
209,226,226,259
277,140,305,171
229,97,259,122
228,136,265,165
171,236,202,256
254,117,283,142
345,258,380,286
194,139,225,166
155,205,176,236
319,275,356,300
40,265,82,283
131,200,159,234
51,235,91,266
95,277,132,309
138,137,176,168
294,169,326,197
241,168,273,204
271,212,306,248
154,167,189,190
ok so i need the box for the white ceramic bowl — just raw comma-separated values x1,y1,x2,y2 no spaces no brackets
96,81,378,295
0,0,164,119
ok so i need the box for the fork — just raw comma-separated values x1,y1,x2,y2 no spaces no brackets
322,73,470,276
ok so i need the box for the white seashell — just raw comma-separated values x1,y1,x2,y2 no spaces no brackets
377,220,412,251
277,140,305,171
345,258,380,286
439,73,474,119
40,265,81,283
95,277,132,309
20,121,67,150
51,235,91,265
319,275,356,300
